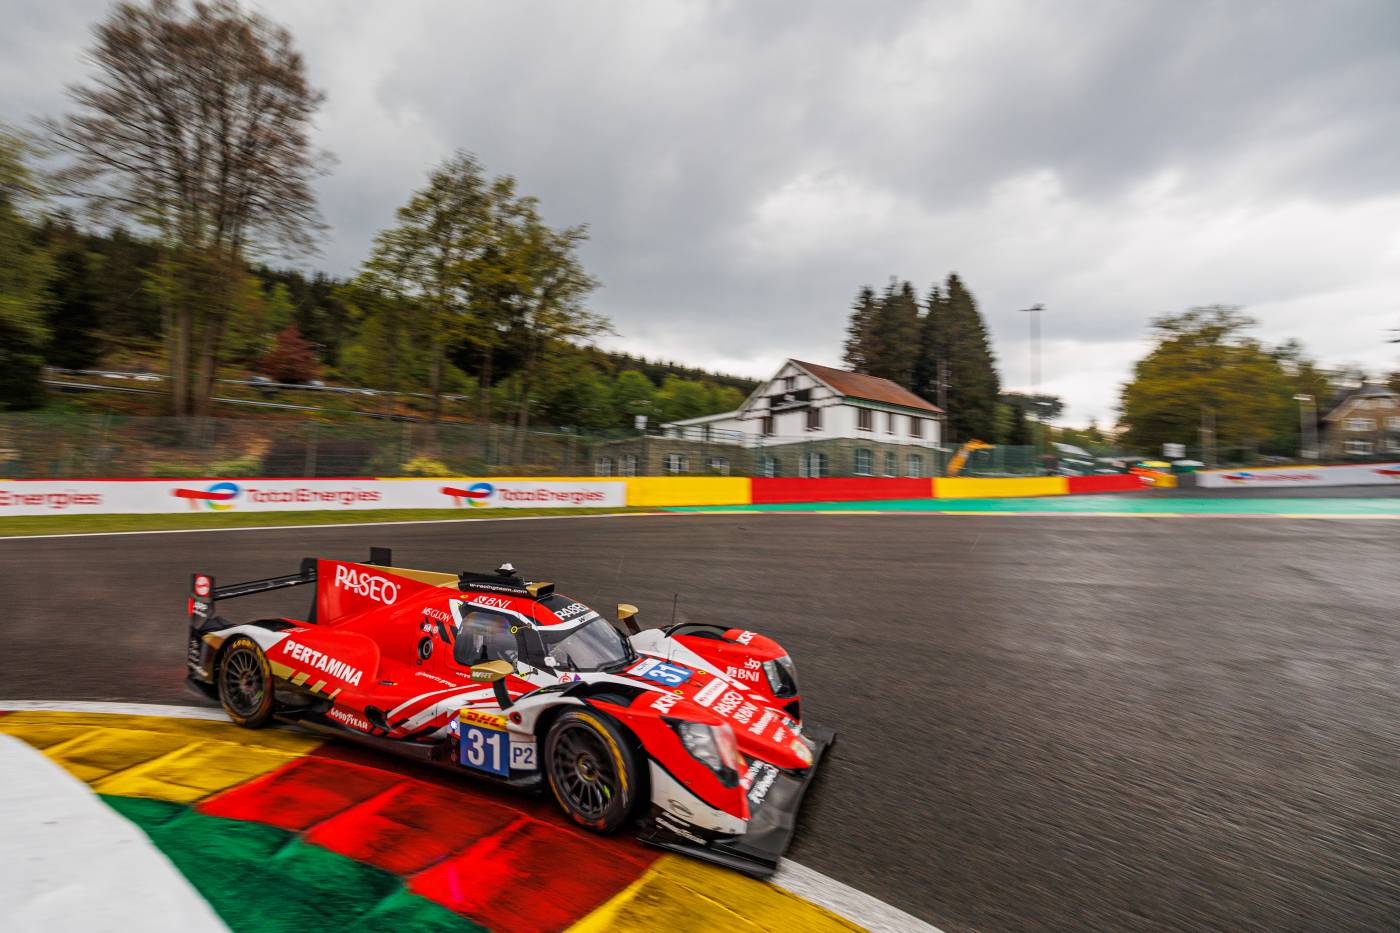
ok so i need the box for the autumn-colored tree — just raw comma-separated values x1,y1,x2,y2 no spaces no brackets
256,325,320,384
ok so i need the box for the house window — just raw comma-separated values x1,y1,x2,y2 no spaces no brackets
758,455,780,477
884,451,897,476
806,407,822,431
907,454,924,477
595,457,613,476
762,415,775,436
783,375,796,392
707,457,730,476
1345,440,1374,455
1387,417,1400,431
854,448,874,476
857,409,873,432
886,412,896,434
1386,438,1400,453
909,417,923,438
1345,417,1376,431
619,454,638,476
663,453,688,474
799,452,828,478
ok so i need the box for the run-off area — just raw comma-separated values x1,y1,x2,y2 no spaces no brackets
1,512,1397,931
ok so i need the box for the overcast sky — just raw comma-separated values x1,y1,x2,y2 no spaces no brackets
5,1,1399,424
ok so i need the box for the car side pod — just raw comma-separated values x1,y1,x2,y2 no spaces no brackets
638,723,837,879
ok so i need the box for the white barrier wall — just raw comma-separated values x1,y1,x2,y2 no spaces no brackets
1195,463,1400,488
0,478,626,517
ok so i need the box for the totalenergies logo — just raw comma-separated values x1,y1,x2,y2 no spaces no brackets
173,481,241,511
442,482,494,508
1376,468,1400,480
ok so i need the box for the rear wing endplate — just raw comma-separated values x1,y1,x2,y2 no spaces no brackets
188,547,392,624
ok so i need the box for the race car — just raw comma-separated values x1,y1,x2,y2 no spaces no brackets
184,548,833,876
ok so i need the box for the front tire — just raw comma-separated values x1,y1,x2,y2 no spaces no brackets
544,710,642,833
218,636,275,728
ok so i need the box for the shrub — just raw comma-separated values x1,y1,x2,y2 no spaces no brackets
398,456,455,477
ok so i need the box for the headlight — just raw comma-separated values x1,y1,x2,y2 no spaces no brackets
762,655,798,698
668,719,742,786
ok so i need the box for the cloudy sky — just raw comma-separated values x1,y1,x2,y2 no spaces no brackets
5,1,1400,423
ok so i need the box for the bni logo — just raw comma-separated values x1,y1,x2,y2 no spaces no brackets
173,481,241,511
441,482,494,508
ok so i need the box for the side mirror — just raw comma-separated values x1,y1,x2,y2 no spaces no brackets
470,660,514,683
616,603,640,636
470,659,516,709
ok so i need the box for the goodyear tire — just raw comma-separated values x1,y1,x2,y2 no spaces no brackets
544,710,642,833
218,636,275,728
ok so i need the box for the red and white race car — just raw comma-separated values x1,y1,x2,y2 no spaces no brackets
185,549,833,876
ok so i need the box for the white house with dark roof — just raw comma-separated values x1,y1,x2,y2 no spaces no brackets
662,358,944,446
607,359,946,478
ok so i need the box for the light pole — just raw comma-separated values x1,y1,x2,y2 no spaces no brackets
1019,304,1045,470
1293,393,1317,460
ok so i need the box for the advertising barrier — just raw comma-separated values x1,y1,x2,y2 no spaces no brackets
1195,463,1400,489
0,478,626,517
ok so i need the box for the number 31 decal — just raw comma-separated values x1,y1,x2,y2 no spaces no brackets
459,724,509,776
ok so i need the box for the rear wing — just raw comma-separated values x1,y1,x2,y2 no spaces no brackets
188,547,392,624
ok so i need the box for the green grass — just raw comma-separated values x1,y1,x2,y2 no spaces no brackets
0,506,651,537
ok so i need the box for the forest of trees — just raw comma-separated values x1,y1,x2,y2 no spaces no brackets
0,0,750,435
843,274,1005,443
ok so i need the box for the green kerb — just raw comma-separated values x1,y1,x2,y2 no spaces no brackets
101,795,484,933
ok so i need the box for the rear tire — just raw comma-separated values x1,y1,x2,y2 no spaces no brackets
544,710,643,833
218,636,275,728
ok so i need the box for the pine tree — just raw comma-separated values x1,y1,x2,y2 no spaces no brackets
912,284,945,404
940,273,1002,442
42,222,103,370
868,279,920,387
842,285,879,372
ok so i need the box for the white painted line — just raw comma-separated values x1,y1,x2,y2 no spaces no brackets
0,733,229,933
772,858,946,933
0,700,228,720
2,700,946,932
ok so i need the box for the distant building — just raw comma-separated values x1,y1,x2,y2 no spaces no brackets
1322,383,1400,459
594,359,945,478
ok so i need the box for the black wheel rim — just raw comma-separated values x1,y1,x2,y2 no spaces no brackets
222,647,265,717
551,722,619,820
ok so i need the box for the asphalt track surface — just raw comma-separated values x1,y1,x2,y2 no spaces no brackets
3,511,1399,931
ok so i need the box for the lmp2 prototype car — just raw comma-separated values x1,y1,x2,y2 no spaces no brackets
185,549,833,876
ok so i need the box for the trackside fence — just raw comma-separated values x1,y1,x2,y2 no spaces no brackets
0,414,1051,480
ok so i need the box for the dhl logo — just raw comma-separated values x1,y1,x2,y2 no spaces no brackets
458,708,507,730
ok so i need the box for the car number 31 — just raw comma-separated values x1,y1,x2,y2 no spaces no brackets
459,724,509,776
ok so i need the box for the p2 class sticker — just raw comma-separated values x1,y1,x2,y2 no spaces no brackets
629,657,693,688
510,741,538,770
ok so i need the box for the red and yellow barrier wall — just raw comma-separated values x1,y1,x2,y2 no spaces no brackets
623,473,1148,506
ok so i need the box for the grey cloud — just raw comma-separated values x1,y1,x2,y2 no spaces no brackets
4,0,1399,424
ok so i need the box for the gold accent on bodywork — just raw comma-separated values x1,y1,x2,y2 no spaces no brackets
379,566,460,587
310,680,327,694
291,672,310,686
